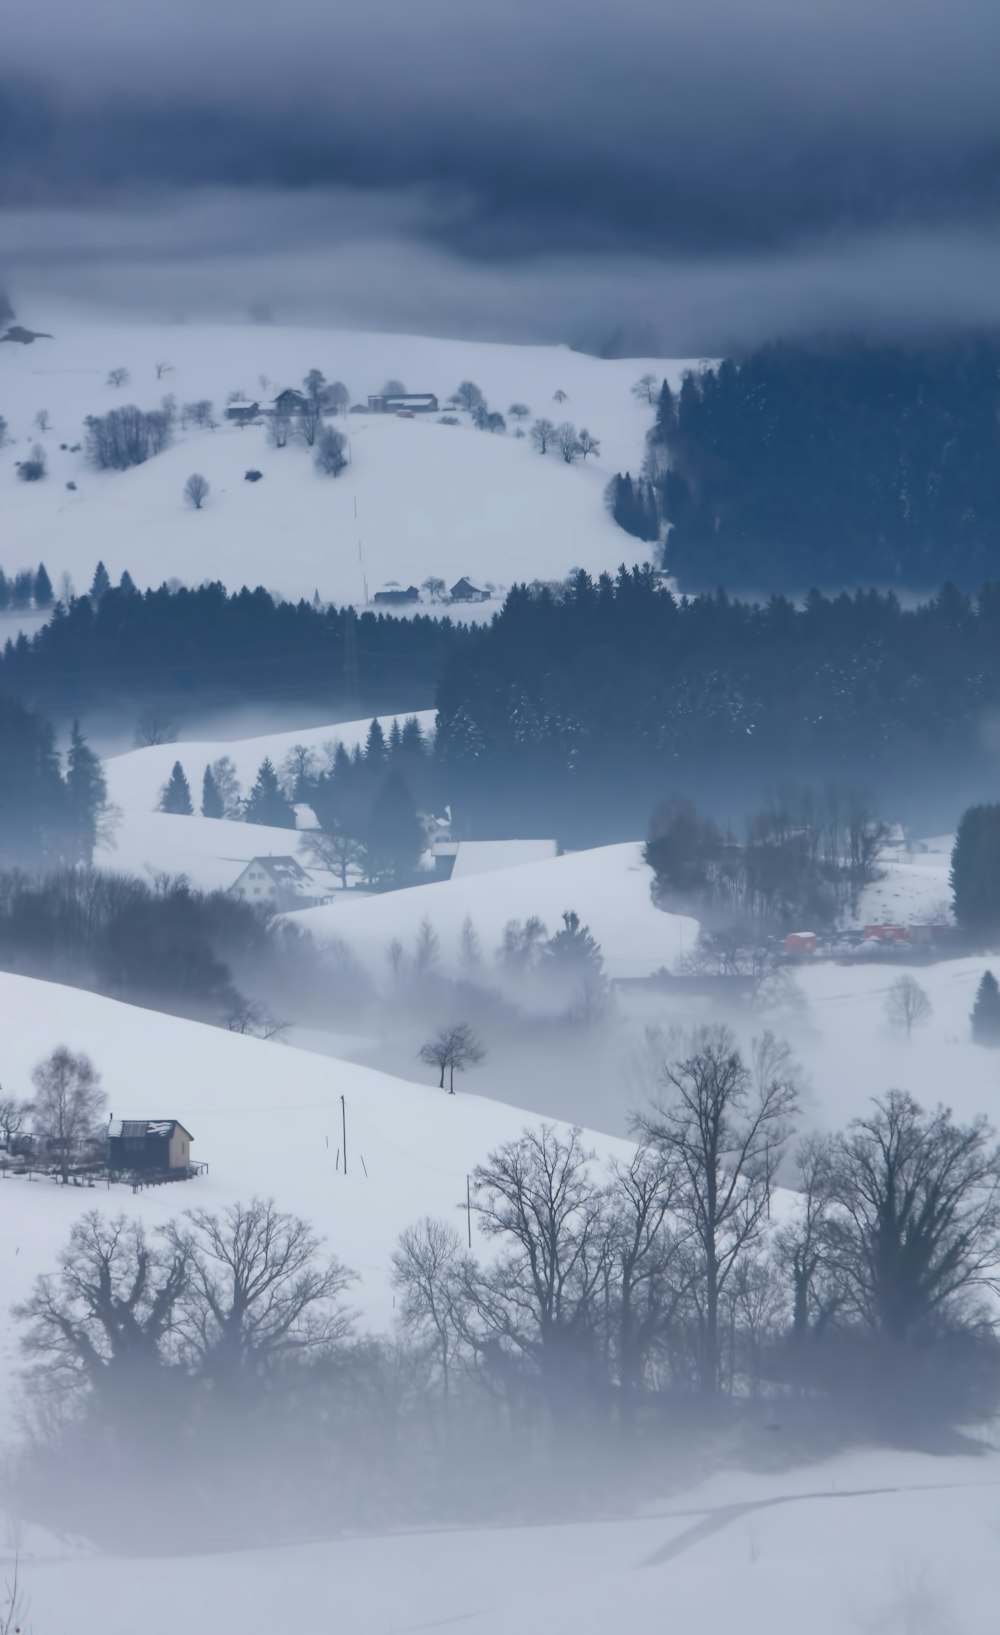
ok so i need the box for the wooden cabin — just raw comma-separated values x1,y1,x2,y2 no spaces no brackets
108,1119,193,1175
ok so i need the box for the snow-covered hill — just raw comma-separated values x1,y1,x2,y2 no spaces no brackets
1,311,690,604
287,840,699,982
0,971,634,1440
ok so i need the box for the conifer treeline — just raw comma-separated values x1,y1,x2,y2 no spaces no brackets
647,336,1000,590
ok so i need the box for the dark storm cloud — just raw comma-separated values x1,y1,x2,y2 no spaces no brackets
2,0,1000,346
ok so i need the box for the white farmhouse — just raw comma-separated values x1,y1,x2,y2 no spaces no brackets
230,855,319,911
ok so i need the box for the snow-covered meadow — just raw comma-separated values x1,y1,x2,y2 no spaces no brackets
0,311,689,605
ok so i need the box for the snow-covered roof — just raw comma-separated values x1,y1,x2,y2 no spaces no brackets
450,839,558,880
108,1119,191,1140
252,855,311,885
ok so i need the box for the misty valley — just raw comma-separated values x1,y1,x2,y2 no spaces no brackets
5,202,1000,1632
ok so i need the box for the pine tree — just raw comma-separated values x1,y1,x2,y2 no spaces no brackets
89,561,111,602
951,805,1000,932
65,720,107,863
388,718,403,758
118,570,137,595
544,910,605,975
400,716,426,758
201,764,224,818
972,971,1000,1045
364,771,424,884
244,757,296,828
159,761,193,815
0,571,9,612
365,718,387,766
34,563,53,608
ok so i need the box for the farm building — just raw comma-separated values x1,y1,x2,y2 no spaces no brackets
271,388,309,415
449,577,490,603
108,1119,194,1175
373,585,420,606
367,392,439,414
230,855,318,910
225,399,260,424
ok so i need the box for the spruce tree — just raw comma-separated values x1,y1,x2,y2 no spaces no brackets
0,571,8,611
400,716,426,758
118,570,137,595
34,563,53,608
365,718,387,766
951,805,1000,932
201,764,224,818
388,718,403,758
89,561,111,602
544,910,605,976
972,971,1000,1045
159,761,193,815
364,771,424,884
65,720,107,863
244,757,296,828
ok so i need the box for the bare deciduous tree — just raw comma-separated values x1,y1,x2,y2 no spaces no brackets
391,1217,468,1410
634,1025,799,1394
632,373,658,404
555,422,583,463
184,472,209,510
577,428,601,460
422,576,447,602
453,381,484,413
133,706,177,747
106,367,130,388
508,402,530,421
885,973,932,1037
774,1135,841,1353
0,1093,34,1148
169,1198,354,1382
831,1092,1000,1342
155,361,173,380
33,408,50,433
419,1023,486,1093
14,1212,189,1392
529,417,556,454
553,388,568,403
31,1047,106,1181
459,914,482,969
300,826,366,890
295,401,323,447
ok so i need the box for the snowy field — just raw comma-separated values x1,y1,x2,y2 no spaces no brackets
95,809,325,894
287,840,700,982
0,309,690,604
849,839,953,928
0,970,633,1440
8,1441,1000,1634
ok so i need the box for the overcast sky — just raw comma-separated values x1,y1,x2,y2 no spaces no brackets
2,0,998,350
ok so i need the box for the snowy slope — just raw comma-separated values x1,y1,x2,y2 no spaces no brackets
286,840,700,981
11,1441,1000,1633
1,311,691,604
96,810,325,894
0,971,634,1437
103,710,436,814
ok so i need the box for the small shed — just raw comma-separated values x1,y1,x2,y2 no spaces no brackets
226,399,260,424
450,577,490,603
367,392,439,414
108,1119,193,1175
785,931,818,957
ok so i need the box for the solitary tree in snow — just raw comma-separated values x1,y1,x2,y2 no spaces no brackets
972,971,1000,1046
553,388,568,403
33,409,50,433
201,764,225,818
159,761,194,815
155,361,174,380
314,428,347,475
300,827,366,890
453,381,485,413
885,974,932,1038
419,1023,486,1093
31,1048,106,1182
508,402,530,421
632,373,658,405
422,576,447,602
577,428,601,460
134,706,177,747
184,472,209,510
530,417,556,454
107,367,130,388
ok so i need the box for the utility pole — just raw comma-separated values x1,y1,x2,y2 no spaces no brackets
341,1094,348,1177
